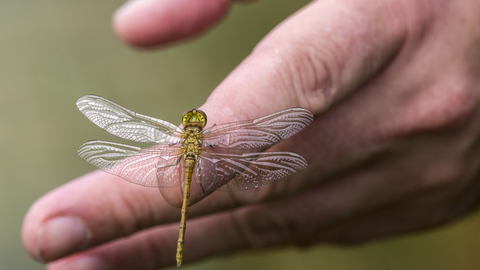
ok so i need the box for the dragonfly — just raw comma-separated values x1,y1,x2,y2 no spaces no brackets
76,95,313,267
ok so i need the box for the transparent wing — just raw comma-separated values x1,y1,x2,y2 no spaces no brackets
78,140,183,188
77,95,183,144
194,151,307,192
202,108,313,153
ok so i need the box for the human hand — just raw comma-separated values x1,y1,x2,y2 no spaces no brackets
22,0,480,269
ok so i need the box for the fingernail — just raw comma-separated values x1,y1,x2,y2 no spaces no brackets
48,256,110,270
36,216,91,261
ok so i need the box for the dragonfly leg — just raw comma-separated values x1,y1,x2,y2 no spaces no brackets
156,156,182,169
169,139,184,147
203,138,222,148
204,141,217,147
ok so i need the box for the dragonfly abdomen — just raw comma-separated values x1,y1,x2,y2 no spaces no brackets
176,155,195,267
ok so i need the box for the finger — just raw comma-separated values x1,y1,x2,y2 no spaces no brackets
113,0,231,47
46,210,246,270
316,166,480,244
21,171,178,262
46,223,179,270
315,189,480,244
21,170,248,263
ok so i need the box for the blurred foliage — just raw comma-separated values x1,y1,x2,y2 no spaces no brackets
1,1,480,270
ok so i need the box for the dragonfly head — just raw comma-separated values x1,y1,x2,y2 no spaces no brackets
182,109,207,128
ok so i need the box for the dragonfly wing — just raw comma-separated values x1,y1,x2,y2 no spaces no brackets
78,140,183,188
197,151,307,192
192,156,218,194
202,108,313,152
77,95,183,144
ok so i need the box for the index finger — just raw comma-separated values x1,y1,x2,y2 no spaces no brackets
21,170,245,262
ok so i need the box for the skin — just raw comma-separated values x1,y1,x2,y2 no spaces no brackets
22,0,480,269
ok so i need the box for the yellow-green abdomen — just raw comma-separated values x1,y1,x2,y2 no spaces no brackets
176,156,195,268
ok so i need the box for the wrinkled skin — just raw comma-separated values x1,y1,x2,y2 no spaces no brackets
22,0,480,269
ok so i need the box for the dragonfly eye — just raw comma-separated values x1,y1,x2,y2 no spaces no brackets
182,109,207,127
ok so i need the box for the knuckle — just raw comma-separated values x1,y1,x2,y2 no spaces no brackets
415,159,465,193
400,81,478,134
284,44,338,112
232,207,292,248
253,41,339,114
232,200,321,248
112,186,159,235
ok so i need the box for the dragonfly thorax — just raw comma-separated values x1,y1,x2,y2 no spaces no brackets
181,125,204,156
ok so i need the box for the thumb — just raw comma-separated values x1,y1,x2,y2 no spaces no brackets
202,0,406,121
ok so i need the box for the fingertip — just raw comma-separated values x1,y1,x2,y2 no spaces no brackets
22,171,171,263
22,179,95,262
113,0,231,48
35,216,92,262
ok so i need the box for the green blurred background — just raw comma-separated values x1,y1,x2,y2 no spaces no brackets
1,1,480,269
